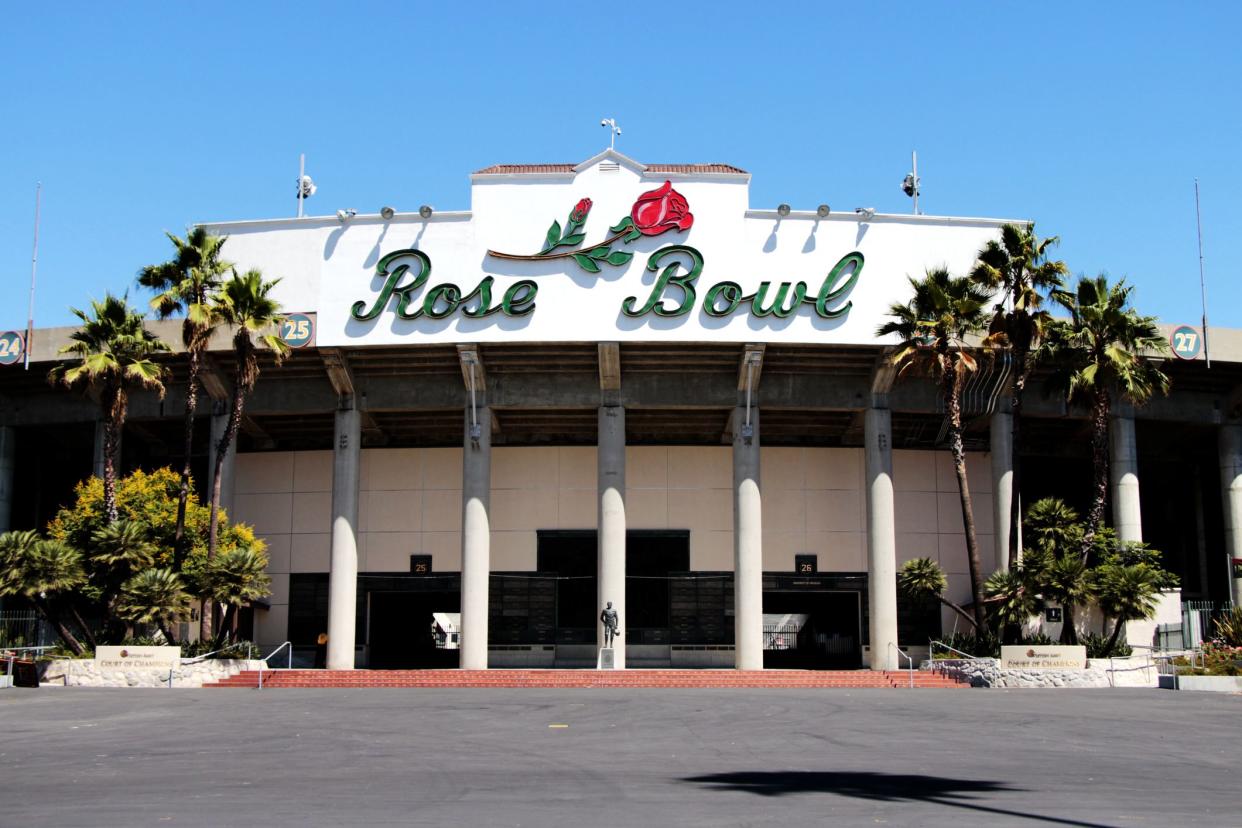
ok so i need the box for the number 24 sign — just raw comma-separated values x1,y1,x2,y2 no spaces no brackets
280,313,314,348
1170,325,1202,360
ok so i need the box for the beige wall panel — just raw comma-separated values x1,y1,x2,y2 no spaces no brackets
934,452,993,494
805,489,863,533
262,533,291,574
626,446,668,489
268,572,291,606
557,446,597,489
691,529,734,571
423,531,462,572
668,488,732,532
293,450,333,493
934,491,995,536
668,446,731,490
896,532,940,564
556,488,596,529
809,531,866,571
894,491,938,534
289,532,331,572
235,453,295,494
493,447,559,491
937,533,969,575
893,450,937,492
291,491,333,535
625,489,668,530
233,492,293,535
762,488,806,534
761,532,800,571
361,490,421,534
762,447,805,490
943,572,974,605
364,532,418,571
422,489,463,532
492,530,537,571
805,448,864,491
423,448,463,490
255,603,288,650
361,447,424,491
491,488,558,532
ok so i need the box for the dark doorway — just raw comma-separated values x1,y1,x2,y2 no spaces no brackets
537,532,597,644
367,589,460,668
762,590,861,669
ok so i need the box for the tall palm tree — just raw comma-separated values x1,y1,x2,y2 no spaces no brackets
0,531,88,655
970,224,1068,565
1049,275,1169,555
879,268,994,630
898,556,978,631
202,269,288,640
49,295,168,523
138,229,231,567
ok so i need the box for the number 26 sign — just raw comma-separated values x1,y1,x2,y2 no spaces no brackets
279,313,315,348
1170,325,1202,360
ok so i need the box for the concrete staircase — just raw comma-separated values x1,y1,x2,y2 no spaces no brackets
204,669,968,689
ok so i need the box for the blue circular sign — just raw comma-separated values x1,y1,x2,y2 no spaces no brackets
280,313,314,348
1170,325,1202,360
0,331,24,366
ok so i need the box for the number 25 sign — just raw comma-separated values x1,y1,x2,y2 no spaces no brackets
280,313,315,348
1170,325,1202,360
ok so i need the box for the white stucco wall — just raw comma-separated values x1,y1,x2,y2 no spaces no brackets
236,444,995,648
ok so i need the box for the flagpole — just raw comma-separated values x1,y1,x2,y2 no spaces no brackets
25,182,41,371
1194,179,1210,369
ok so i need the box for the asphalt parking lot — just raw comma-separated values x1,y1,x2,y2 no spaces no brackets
0,687,1236,827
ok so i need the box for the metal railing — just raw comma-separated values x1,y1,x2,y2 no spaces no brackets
928,640,980,660
256,641,292,690
889,642,914,688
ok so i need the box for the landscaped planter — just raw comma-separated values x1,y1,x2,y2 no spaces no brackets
37,658,266,688
1160,675,1242,692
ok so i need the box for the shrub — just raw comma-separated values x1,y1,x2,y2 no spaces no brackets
1212,608,1242,648
1082,632,1132,659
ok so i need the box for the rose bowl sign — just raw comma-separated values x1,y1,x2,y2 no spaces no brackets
1000,645,1088,670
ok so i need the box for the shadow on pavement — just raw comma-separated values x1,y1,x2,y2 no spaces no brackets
680,771,1115,828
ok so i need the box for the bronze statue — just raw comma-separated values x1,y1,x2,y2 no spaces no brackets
600,601,619,648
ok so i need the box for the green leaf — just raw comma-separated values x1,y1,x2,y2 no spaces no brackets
609,216,634,234
605,250,633,267
560,232,586,247
543,220,562,252
624,228,642,243
572,254,601,273
588,246,611,260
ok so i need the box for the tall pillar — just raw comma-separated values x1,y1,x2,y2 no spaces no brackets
1220,423,1242,605
990,410,1013,572
598,405,626,668
208,410,237,519
460,404,492,670
1110,409,1142,542
0,426,14,533
866,407,898,671
326,403,360,670
733,406,763,670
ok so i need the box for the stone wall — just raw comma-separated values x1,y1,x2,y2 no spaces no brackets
925,657,1159,688
38,658,264,688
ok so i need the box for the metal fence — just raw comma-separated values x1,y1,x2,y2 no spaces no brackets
0,610,54,649
1181,600,1235,648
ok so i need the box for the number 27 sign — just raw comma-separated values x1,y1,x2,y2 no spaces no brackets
1170,325,1202,360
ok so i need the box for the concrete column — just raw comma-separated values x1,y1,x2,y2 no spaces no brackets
0,426,14,533
207,411,237,519
598,405,626,668
733,406,763,670
326,404,360,670
866,407,898,671
1110,410,1142,542
990,410,1013,572
460,404,492,670
1220,423,1242,605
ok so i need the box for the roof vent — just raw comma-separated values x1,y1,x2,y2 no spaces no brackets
599,162,620,172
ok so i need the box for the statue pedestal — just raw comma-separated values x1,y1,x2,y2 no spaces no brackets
597,648,616,670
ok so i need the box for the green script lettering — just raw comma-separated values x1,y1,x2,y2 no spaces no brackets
621,245,703,318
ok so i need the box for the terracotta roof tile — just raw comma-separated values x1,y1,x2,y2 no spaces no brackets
473,162,748,175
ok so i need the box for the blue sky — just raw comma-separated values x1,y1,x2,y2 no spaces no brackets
1,2,1238,332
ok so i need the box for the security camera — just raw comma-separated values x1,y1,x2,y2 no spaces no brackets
336,208,357,223
601,119,608,127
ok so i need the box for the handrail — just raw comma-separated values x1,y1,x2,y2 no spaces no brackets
180,642,255,664
257,641,292,690
889,642,914,688
929,640,981,660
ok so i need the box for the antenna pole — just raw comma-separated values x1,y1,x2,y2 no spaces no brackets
912,150,919,215
297,153,305,218
25,182,41,371
1195,178,1210,369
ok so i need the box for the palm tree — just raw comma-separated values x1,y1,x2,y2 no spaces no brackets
1091,563,1161,654
1049,275,1169,554
138,229,231,567
49,294,168,523
116,568,192,643
1022,497,1092,644
0,531,88,655
202,269,288,640
983,568,1038,644
878,268,994,630
202,546,271,644
898,556,978,631
970,224,1069,565
87,520,158,639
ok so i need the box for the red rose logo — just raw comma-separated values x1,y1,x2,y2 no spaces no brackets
630,180,694,236
569,198,592,225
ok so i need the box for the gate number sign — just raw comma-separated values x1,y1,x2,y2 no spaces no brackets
0,331,24,366
1170,325,1202,360
280,313,315,348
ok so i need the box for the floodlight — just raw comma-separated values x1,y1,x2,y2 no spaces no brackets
419,205,434,219
776,204,791,217
336,208,357,223
380,206,395,220
816,204,831,218
855,207,876,220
